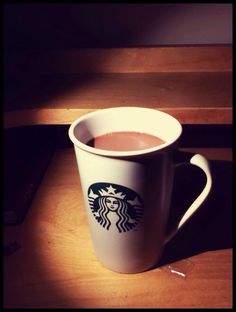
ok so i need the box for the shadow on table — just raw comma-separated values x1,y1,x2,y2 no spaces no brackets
158,156,233,267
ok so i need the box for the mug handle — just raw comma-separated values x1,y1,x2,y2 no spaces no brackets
164,153,212,245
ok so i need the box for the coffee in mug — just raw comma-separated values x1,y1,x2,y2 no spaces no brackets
86,131,166,151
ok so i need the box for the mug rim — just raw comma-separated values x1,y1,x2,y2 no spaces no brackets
68,107,182,157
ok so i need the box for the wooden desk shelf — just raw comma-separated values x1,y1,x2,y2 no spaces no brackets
4,46,232,128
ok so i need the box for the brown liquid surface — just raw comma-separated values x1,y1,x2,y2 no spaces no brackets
87,131,165,151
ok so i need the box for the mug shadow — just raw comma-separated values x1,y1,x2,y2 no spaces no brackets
157,157,233,268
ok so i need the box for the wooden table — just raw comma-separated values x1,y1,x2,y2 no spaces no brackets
4,147,232,308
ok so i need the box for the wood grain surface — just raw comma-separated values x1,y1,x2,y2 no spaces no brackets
6,46,232,74
4,46,232,128
4,72,232,127
4,148,232,308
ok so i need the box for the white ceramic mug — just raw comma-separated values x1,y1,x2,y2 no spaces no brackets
69,107,212,273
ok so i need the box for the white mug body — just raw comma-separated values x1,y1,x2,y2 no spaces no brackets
69,107,182,273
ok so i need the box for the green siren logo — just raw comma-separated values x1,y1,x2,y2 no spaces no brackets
88,183,144,233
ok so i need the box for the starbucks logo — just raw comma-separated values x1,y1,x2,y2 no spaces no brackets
88,183,144,233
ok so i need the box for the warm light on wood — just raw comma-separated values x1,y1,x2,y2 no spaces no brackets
4,148,232,308
4,46,232,128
